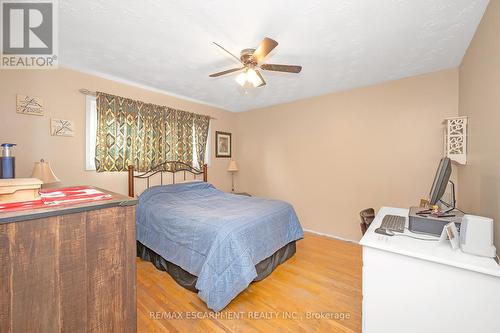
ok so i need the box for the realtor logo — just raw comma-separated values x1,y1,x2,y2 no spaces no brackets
1,0,58,68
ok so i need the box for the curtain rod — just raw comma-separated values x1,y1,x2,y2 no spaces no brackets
79,88,96,96
79,88,217,120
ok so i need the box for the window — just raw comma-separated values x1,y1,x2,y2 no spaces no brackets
192,122,211,169
205,124,211,166
85,95,97,171
85,95,210,171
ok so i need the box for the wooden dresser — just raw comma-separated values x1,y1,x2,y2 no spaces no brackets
0,188,137,333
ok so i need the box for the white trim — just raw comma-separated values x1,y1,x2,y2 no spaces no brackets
303,228,359,244
61,65,230,112
85,95,97,171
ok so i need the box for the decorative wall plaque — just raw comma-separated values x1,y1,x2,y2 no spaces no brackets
51,118,75,137
16,95,44,116
443,116,467,165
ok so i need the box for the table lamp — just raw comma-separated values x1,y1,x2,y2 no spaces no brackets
31,159,60,187
227,160,238,193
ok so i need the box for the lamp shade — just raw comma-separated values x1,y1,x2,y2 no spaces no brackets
31,159,60,184
227,160,239,172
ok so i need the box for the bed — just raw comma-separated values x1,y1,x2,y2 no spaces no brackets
129,162,304,311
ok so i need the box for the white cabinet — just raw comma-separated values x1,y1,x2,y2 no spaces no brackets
361,207,500,333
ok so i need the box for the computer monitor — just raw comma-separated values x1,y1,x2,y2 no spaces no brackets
429,157,452,205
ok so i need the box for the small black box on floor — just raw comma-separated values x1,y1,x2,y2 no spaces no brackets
408,206,464,236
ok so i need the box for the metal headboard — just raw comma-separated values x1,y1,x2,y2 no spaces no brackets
127,161,207,197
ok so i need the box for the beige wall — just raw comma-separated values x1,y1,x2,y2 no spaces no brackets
236,69,459,241
0,68,237,195
458,0,500,247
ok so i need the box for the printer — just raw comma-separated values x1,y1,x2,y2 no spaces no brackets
408,206,463,236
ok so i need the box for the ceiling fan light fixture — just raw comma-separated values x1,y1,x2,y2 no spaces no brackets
235,71,247,86
246,68,263,87
210,37,301,88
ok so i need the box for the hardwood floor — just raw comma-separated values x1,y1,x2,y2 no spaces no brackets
137,232,362,333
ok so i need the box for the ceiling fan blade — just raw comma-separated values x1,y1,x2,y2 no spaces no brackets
252,37,278,63
260,64,302,73
213,42,242,64
209,67,244,77
255,70,266,87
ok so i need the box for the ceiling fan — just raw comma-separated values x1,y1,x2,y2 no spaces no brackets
209,37,302,88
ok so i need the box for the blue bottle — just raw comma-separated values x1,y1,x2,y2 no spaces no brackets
0,143,16,179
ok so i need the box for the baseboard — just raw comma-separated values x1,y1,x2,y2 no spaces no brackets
303,228,359,244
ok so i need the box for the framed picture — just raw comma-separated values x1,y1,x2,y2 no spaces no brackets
215,131,231,158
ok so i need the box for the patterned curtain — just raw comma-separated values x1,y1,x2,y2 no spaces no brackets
174,109,194,168
95,92,210,172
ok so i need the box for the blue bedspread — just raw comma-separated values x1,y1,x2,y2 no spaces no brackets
136,181,303,311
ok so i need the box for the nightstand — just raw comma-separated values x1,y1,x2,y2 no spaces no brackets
233,192,251,196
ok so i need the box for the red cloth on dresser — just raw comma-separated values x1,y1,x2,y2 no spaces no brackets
0,186,112,212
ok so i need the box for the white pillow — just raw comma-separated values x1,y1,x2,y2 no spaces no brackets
177,179,203,184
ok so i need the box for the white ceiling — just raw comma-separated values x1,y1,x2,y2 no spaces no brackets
60,0,489,112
